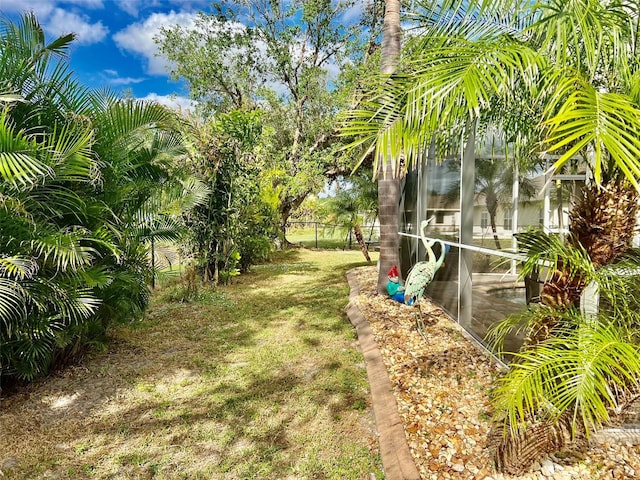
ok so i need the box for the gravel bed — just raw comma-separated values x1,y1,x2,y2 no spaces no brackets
350,266,640,480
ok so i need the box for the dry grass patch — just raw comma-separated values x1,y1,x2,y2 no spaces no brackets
1,249,382,480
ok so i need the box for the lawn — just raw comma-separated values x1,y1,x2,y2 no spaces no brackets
0,249,382,480
286,226,377,251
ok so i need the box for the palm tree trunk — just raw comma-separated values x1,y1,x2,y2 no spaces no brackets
570,180,639,266
489,216,501,250
376,0,402,294
489,215,502,250
532,179,640,340
381,0,401,74
353,224,372,263
486,192,502,249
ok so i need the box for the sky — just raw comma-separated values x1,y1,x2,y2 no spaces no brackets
1,0,223,111
2,0,367,113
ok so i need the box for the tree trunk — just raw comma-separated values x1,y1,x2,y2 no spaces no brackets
570,180,639,266
492,180,640,474
279,191,310,249
376,0,402,295
529,179,640,342
381,0,401,74
486,191,502,250
353,224,372,263
489,213,502,250
540,180,639,308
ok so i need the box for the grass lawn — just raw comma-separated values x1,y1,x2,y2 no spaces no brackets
286,227,376,251
0,249,382,480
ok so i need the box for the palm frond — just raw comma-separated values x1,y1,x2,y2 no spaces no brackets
45,122,97,182
405,36,541,135
544,78,640,186
410,0,536,42
493,320,640,436
93,97,180,157
0,278,28,335
0,255,38,279
25,185,89,222
486,305,555,354
0,108,53,187
532,0,630,83
339,74,423,175
28,230,96,271
515,229,595,282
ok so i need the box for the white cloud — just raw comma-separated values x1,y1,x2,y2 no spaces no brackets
113,11,197,76
3,0,55,16
167,0,209,8
324,59,342,83
114,0,141,17
101,69,146,85
111,77,145,85
45,9,109,45
61,0,104,7
4,0,104,16
140,92,196,113
341,4,363,24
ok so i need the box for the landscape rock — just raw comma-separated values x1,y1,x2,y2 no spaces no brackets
540,459,555,476
350,266,640,479
1,456,18,471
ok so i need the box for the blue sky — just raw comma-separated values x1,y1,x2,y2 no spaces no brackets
4,1,365,112
3,0,221,110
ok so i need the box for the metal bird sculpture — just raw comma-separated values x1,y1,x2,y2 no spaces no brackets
404,218,447,305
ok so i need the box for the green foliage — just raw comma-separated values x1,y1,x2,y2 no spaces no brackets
340,0,640,464
314,170,378,233
181,110,278,284
156,0,378,233
340,0,640,187
489,229,640,437
0,14,202,383
493,314,640,438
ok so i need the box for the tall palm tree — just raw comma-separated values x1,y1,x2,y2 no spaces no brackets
445,156,538,249
376,0,403,294
320,173,378,263
341,0,640,470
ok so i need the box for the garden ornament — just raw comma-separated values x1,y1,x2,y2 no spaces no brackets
387,265,413,305
404,218,447,305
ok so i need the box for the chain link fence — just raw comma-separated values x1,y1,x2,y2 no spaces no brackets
286,221,380,249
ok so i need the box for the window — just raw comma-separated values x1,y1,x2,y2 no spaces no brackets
538,208,545,227
436,211,445,224
503,207,513,230
480,211,489,229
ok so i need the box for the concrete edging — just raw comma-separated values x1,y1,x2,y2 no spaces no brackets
345,270,421,480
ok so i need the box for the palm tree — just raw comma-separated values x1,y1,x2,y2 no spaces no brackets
320,172,378,262
487,230,640,473
341,0,640,471
376,0,403,294
0,13,104,380
445,156,538,249
0,13,201,383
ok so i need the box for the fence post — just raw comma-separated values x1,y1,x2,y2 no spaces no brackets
151,236,155,289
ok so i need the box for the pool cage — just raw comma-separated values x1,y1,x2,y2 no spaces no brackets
398,133,587,360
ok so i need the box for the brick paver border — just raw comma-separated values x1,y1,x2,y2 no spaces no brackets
346,270,421,480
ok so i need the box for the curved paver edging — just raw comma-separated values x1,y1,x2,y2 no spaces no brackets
345,270,421,480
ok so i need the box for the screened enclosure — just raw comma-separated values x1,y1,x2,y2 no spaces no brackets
398,134,587,360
